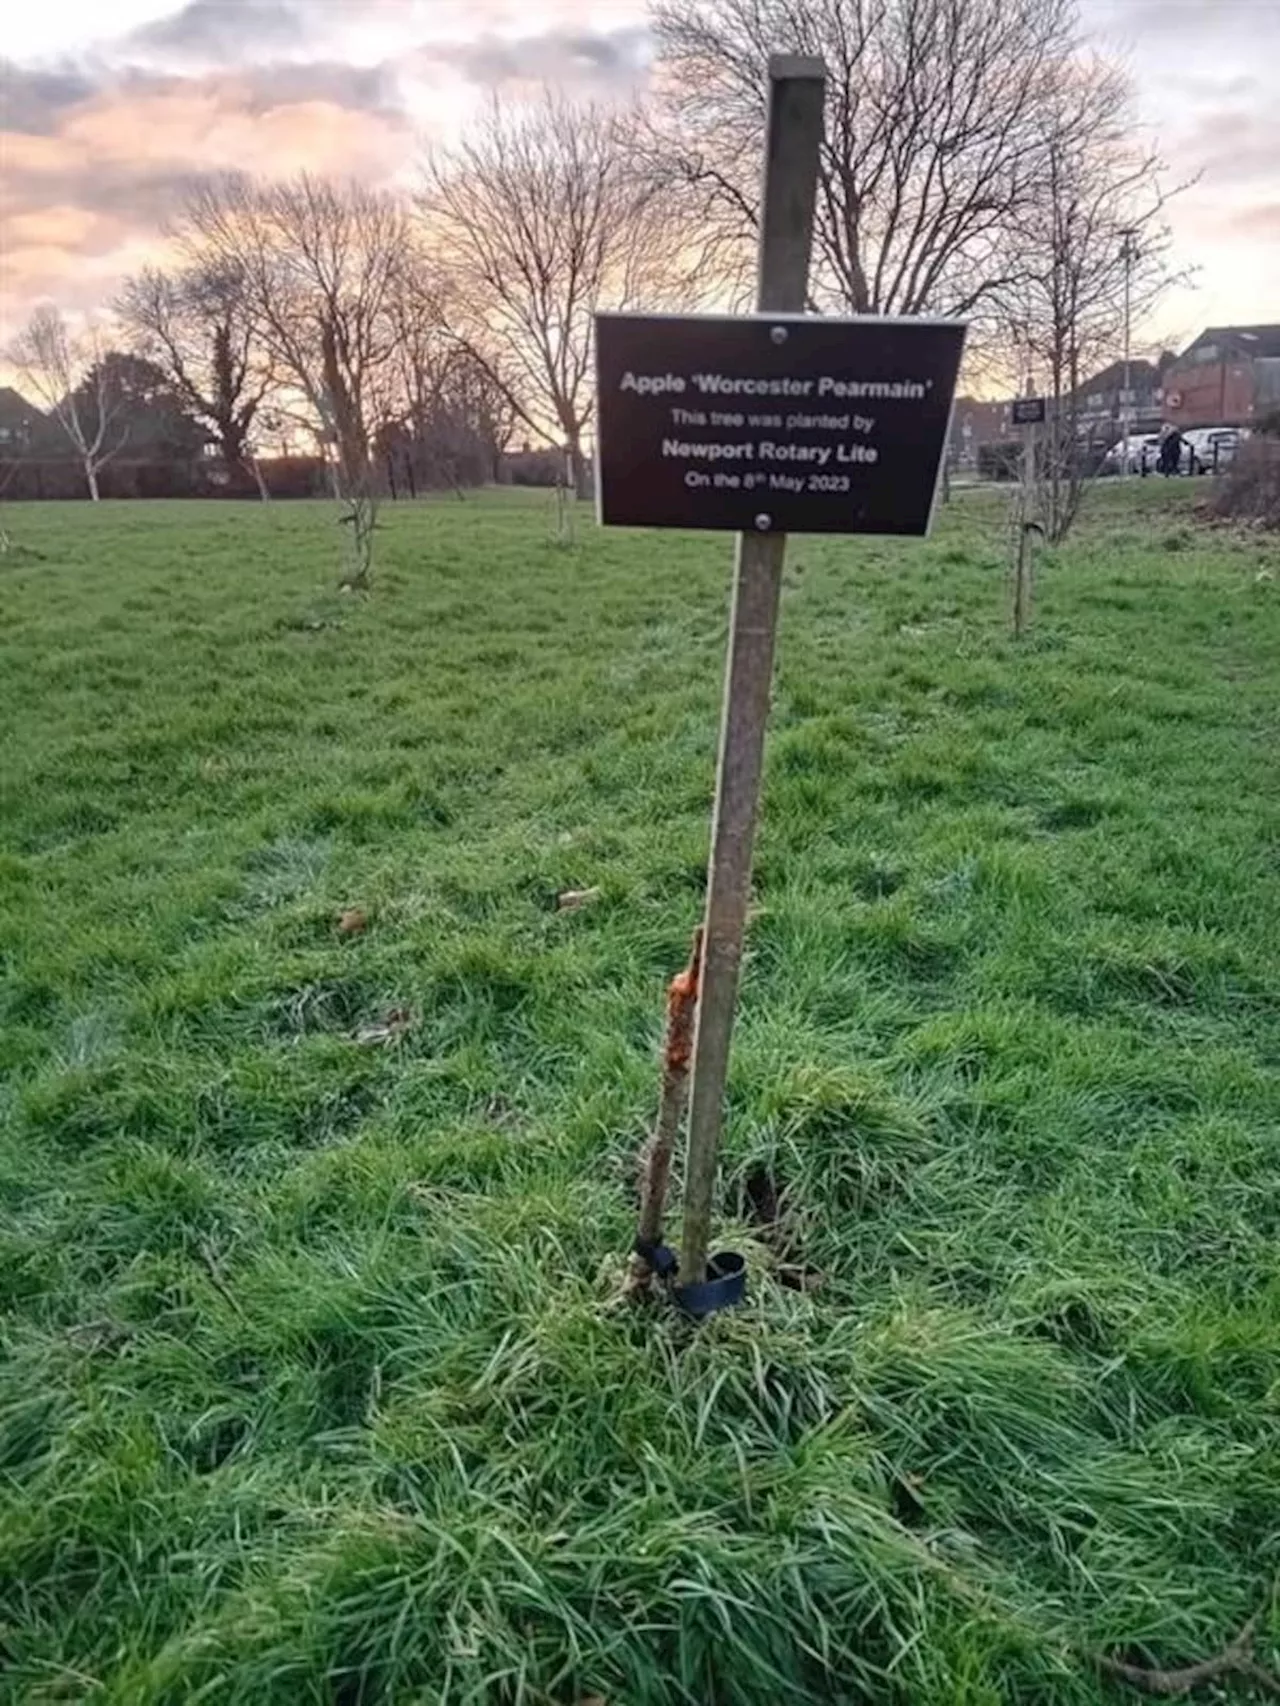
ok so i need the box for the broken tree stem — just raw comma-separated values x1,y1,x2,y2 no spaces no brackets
629,927,704,1288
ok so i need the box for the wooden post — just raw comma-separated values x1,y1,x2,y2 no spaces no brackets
678,54,826,1289
1015,427,1029,636
1013,522,1031,638
1013,421,1037,638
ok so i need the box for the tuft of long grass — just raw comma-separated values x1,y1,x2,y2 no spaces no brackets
1,485,1278,1702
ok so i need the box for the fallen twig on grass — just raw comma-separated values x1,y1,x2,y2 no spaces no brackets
556,886,602,912
1096,1607,1280,1697
625,925,703,1294
355,1006,415,1046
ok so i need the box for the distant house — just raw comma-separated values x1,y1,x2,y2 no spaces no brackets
0,386,44,455
948,358,1174,466
1162,326,1280,428
1071,355,1172,437
948,397,1014,466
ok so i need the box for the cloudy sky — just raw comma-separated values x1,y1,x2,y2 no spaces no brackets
1,0,1276,356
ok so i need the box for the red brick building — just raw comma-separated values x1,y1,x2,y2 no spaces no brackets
1162,326,1280,429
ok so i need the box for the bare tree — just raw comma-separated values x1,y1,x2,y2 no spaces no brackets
1004,65,1179,539
649,0,1089,326
181,175,420,584
450,351,518,485
6,307,127,500
424,94,691,500
117,261,274,498
380,306,518,496
381,259,483,492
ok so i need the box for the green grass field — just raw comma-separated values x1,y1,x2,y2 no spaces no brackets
1,486,1278,1704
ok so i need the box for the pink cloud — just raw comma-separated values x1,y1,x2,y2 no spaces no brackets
1228,203,1280,242
0,72,411,341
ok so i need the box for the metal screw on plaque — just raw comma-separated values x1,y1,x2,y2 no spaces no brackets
771,325,788,344
754,513,772,531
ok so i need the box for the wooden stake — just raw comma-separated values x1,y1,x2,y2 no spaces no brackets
678,54,826,1290
1014,422,1037,638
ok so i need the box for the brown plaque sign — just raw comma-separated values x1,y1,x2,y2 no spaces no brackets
595,311,965,536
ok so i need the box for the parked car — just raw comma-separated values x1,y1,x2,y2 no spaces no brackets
1104,427,1250,476
1102,433,1162,474
1181,426,1249,473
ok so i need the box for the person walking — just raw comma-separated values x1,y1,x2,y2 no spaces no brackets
1158,427,1183,477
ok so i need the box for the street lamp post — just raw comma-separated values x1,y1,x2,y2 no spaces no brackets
1120,227,1138,478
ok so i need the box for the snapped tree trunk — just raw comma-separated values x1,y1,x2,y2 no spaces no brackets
627,927,704,1293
